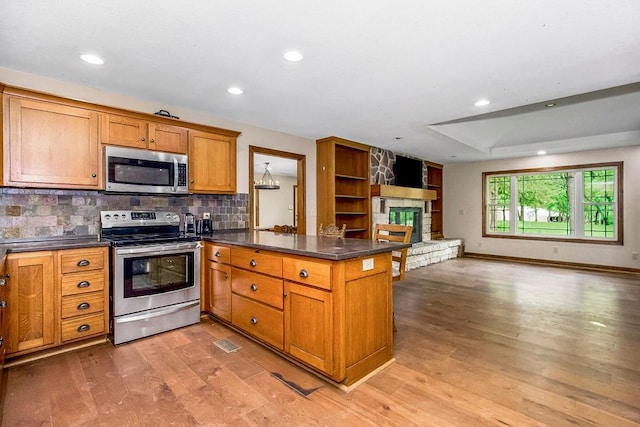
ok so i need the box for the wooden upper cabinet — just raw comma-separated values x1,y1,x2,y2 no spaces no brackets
4,96,101,189
188,130,237,194
100,114,188,154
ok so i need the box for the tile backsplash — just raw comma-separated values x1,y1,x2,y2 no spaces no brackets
0,188,248,239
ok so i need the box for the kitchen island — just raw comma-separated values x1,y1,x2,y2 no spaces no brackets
201,230,409,390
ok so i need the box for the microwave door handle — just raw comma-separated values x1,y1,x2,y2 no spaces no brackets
173,157,179,193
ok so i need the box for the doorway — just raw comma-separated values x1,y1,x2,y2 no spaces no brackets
249,146,306,234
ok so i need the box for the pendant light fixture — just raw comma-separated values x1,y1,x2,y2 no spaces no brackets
254,162,280,190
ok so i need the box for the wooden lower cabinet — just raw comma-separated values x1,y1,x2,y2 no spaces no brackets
4,246,109,358
205,243,393,387
5,251,56,354
203,243,232,321
284,281,333,375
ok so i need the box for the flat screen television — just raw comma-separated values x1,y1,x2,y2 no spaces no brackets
393,155,423,189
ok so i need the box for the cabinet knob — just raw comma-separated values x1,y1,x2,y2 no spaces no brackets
250,316,258,325
77,302,91,310
299,269,309,278
0,300,7,308
250,283,258,292
150,138,155,143
249,259,257,267
91,173,97,178
77,259,90,267
140,137,146,142
77,280,90,288
0,279,6,286
224,273,228,279
190,180,195,184
215,251,221,257
77,324,91,333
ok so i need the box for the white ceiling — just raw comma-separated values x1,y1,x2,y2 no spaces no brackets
1,0,639,164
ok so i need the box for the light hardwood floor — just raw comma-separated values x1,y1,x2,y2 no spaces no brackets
2,258,639,426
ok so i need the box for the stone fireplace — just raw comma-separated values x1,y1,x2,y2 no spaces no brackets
372,191,462,271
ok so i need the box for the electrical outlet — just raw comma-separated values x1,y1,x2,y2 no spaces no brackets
633,252,639,261
362,258,374,271
202,212,211,219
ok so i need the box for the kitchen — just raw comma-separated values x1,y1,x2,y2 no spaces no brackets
0,79,410,414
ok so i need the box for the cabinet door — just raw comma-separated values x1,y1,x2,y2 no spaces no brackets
5,252,56,354
188,130,236,193
100,114,147,149
6,97,100,188
149,123,188,154
205,261,231,321
284,281,334,377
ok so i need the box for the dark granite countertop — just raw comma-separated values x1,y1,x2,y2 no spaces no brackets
0,235,110,260
202,230,410,261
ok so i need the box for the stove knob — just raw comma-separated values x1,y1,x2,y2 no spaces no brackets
121,213,127,219
104,214,111,221
113,214,120,220
166,213,172,220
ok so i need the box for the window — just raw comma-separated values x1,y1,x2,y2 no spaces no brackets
483,162,622,244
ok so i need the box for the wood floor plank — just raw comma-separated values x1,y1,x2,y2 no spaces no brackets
2,257,639,426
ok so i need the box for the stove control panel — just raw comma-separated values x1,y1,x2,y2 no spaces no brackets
100,210,180,228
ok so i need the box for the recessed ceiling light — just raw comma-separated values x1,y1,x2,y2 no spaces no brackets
474,99,490,107
545,102,556,107
227,87,244,95
537,150,547,155
80,54,104,65
284,50,303,62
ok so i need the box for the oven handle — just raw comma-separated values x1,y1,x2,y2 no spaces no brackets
116,301,199,323
116,242,203,256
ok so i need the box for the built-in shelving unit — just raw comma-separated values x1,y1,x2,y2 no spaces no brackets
425,161,443,239
317,136,371,239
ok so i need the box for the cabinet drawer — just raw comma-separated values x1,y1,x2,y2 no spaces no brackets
283,257,332,290
231,248,282,277
231,268,283,309
59,248,106,274
61,292,105,319
232,294,283,349
61,270,105,296
61,313,106,342
206,244,230,264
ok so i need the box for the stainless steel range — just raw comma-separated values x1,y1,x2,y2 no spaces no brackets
100,210,201,345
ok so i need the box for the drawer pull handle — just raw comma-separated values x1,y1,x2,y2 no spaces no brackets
215,251,221,257
299,269,309,278
249,259,257,267
250,316,258,325
77,302,91,310
77,281,90,288
250,283,258,292
77,259,90,267
77,324,91,333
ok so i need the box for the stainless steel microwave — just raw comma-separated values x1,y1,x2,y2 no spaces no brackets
104,146,189,194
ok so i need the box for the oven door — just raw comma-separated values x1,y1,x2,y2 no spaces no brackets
113,242,201,317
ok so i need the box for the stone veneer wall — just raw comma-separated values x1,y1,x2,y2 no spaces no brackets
0,188,248,239
370,146,428,186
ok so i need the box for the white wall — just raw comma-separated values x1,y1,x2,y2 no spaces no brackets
0,67,318,234
254,174,297,228
444,145,640,269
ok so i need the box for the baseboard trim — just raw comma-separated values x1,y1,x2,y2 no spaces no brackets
463,252,640,275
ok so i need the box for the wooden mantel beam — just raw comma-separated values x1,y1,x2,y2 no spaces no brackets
370,184,437,201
